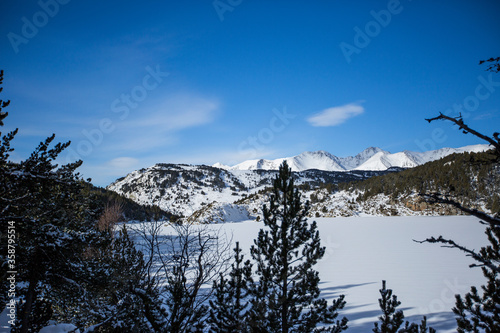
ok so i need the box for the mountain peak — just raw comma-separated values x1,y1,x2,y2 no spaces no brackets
212,162,230,169
357,147,388,156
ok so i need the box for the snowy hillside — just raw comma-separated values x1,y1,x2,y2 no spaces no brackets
217,144,491,172
191,188,472,225
107,164,395,217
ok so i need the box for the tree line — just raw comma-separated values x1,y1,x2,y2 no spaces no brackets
337,150,499,216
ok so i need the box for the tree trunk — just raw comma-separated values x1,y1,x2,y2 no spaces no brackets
20,275,37,333
281,192,289,333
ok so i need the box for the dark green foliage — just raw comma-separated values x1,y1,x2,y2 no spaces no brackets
91,185,178,221
248,161,348,333
0,70,156,332
450,225,500,332
12,299,53,333
1,130,105,332
207,241,253,332
373,281,435,333
52,225,154,332
340,151,499,211
489,194,500,217
373,280,404,333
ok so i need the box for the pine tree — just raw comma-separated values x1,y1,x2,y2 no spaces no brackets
373,280,435,333
207,241,253,332
0,70,157,332
451,225,500,332
373,280,405,333
54,221,153,332
248,161,348,333
0,70,105,331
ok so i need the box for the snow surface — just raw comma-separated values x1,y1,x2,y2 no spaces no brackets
39,324,78,333
169,216,486,332
188,202,252,224
353,151,419,171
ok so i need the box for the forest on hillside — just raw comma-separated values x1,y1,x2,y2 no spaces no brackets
336,150,500,216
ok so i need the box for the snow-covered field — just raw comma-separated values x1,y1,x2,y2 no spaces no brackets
3,216,487,332
191,215,486,332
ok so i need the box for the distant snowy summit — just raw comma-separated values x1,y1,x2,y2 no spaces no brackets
215,144,491,172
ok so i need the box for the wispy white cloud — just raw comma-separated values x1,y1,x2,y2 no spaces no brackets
124,93,219,131
99,92,219,154
473,112,496,121
106,157,140,169
307,102,364,127
207,148,278,167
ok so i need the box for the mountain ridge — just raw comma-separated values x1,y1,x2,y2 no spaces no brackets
106,144,493,219
216,144,490,172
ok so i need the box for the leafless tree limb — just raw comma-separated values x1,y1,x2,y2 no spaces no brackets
130,220,232,332
422,193,500,226
414,235,500,274
425,113,500,156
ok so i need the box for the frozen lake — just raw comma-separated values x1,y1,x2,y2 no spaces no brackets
202,215,487,332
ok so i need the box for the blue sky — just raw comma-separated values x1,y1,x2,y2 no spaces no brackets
1,0,500,186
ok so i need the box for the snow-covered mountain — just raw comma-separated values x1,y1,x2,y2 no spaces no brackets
216,144,491,172
340,147,388,170
107,144,493,220
107,163,393,218
227,151,346,172
353,151,419,171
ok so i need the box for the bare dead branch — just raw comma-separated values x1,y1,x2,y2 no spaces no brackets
479,57,500,73
97,202,124,233
414,236,500,274
425,113,500,156
422,193,500,227
130,220,232,331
